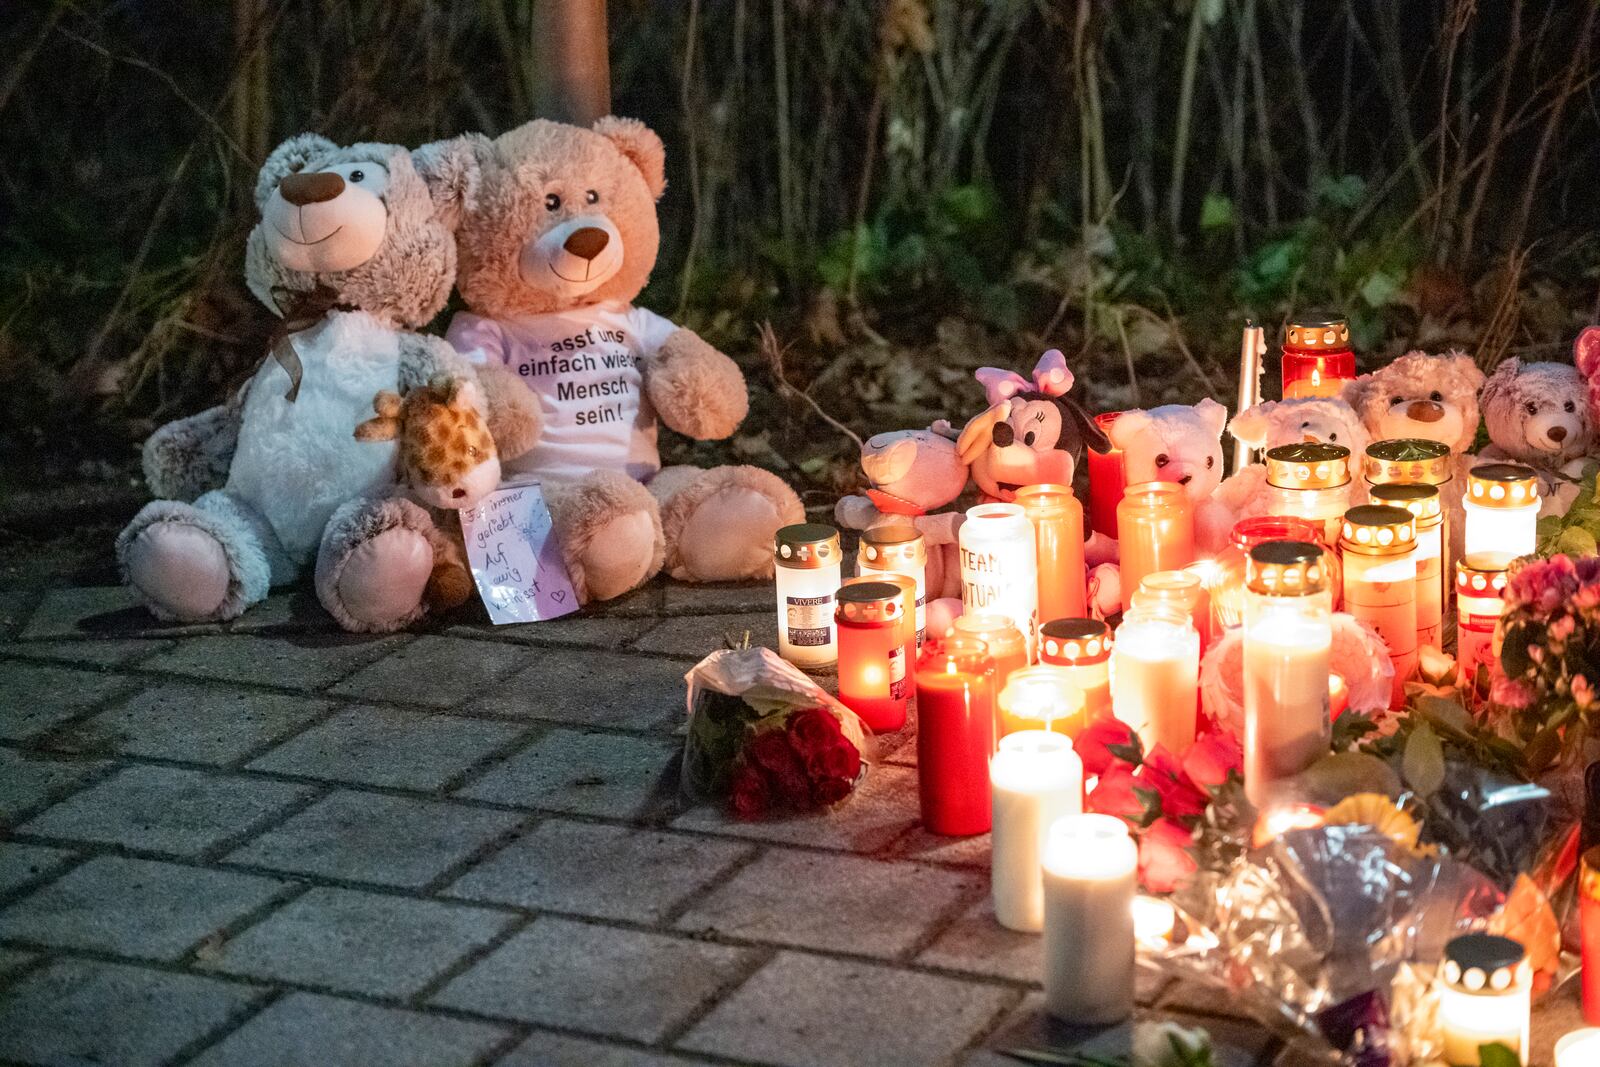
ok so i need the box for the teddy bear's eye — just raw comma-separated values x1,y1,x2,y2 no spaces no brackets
1429,391,1443,402
1566,401,1577,413
1155,453,1170,468
1390,396,1405,407
1328,432,1338,441
545,193,562,211
467,446,480,459
585,189,599,204
1526,402,1539,416
1205,456,1215,469
350,169,365,183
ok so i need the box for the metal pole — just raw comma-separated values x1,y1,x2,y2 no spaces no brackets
532,0,612,125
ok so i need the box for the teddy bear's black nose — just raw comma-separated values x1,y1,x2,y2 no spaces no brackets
563,227,610,261
1550,425,1569,442
992,423,1014,447
280,171,345,205
452,487,467,499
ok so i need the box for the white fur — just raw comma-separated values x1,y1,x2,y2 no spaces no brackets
227,310,401,561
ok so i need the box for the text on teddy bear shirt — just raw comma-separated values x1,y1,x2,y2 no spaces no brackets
446,303,677,484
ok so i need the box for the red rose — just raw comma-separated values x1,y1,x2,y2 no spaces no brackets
787,706,843,757
746,729,810,807
729,762,770,819
1076,715,1139,776
1182,731,1242,791
1138,744,1208,820
805,736,862,782
1087,762,1145,822
810,775,853,808
1138,817,1198,893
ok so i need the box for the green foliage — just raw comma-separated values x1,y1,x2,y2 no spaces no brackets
1535,461,1600,556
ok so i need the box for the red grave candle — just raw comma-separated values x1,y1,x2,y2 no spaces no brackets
836,581,911,732
915,635,996,835
1086,412,1126,539
1584,846,1600,1024
1281,314,1357,399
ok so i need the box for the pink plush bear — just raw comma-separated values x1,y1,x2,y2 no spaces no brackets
1104,398,1232,553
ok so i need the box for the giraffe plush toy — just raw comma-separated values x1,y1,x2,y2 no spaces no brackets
355,375,500,611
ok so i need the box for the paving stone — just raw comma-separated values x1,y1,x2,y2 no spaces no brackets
0,660,133,740
631,612,776,658
433,916,753,1042
589,581,667,617
20,585,221,640
469,650,687,731
455,728,679,817
51,681,331,764
225,590,339,634
188,992,513,1067
447,818,752,923
917,896,1042,984
887,826,993,868
229,790,524,889
0,855,286,960
671,764,922,854
248,705,525,791
0,747,110,824
661,580,773,614
6,638,174,667
680,950,1014,1067
0,948,34,977
330,635,530,708
145,633,405,691
20,764,312,857
983,997,1270,1067
0,587,39,639
449,613,658,650
0,842,74,896
0,958,264,1067
498,1032,702,1067
198,885,511,998
677,849,977,960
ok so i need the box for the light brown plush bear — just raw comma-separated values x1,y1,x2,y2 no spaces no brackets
430,117,803,603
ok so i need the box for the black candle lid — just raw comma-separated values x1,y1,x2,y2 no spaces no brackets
1441,933,1528,994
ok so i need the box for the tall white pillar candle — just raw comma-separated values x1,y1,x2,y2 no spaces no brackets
1042,813,1137,1024
1109,602,1199,754
990,731,1082,932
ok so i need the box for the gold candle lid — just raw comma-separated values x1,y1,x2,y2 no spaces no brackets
1264,442,1352,490
1245,540,1329,596
1369,482,1442,527
1339,504,1417,555
1363,439,1453,485
860,524,928,569
1466,463,1540,509
836,580,903,624
775,523,841,569
1284,313,1349,348
1039,618,1112,665
1455,553,1512,597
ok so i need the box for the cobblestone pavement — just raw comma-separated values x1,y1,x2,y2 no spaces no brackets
0,579,1583,1066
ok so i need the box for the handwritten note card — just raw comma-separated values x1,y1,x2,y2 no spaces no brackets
459,478,579,624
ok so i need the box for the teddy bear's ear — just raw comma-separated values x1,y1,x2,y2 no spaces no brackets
1227,402,1273,448
928,418,959,442
1479,358,1518,412
255,133,338,212
593,116,666,200
1194,397,1229,438
1440,349,1486,395
1340,375,1373,415
1574,327,1600,381
1105,409,1153,452
412,135,488,231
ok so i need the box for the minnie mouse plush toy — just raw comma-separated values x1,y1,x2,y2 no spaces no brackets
956,350,1109,502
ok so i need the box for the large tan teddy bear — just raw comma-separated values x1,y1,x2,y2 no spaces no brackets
430,117,803,602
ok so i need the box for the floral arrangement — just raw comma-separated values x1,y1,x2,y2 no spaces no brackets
1494,552,1600,771
727,705,864,817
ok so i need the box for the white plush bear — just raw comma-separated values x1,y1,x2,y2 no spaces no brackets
1213,396,1369,521
1104,399,1233,553
1478,351,1599,516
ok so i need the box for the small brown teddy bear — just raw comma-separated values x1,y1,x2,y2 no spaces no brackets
429,117,804,603
1341,349,1485,455
1478,338,1600,514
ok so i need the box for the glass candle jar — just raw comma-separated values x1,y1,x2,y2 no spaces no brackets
858,524,929,647
1116,481,1195,613
991,731,1082,932
998,665,1084,739
952,614,1028,698
1209,516,1331,631
1280,313,1357,399
836,580,911,732
1016,484,1087,623
1039,618,1113,722
1262,442,1354,547
774,523,842,669
1464,463,1540,559
1086,412,1126,539
1437,933,1532,1066
960,503,1040,657
1456,553,1511,705
1110,601,1199,754
1584,846,1600,1025
1370,482,1444,651
1131,569,1208,654
844,574,917,702
915,635,996,836
1242,541,1333,806
1340,505,1419,709
1364,438,1455,609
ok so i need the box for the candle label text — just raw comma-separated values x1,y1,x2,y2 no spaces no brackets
888,645,907,700
785,595,833,646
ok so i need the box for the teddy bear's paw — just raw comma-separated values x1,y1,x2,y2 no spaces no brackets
665,467,805,583
577,509,661,602
124,522,232,622
331,526,434,631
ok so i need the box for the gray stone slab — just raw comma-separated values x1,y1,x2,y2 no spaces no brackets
887,826,994,868
0,958,264,1067
21,764,313,857
248,705,525,791
680,950,1015,1067
0,855,287,960
631,612,777,659
499,1032,704,1067
188,992,513,1067
0,587,39,640
433,916,753,1042
225,591,340,634
677,849,978,960
0,660,134,740
329,634,530,708
0,948,34,977
455,728,679,818
446,819,752,923
228,790,524,889
0,747,110,824
0,842,74,895
661,581,773,614
587,581,667,617
20,585,222,640
51,681,331,765
671,763,922,854
449,614,658,650
983,997,1271,1067
197,885,512,998
468,650,688,731
6,638,175,667
144,633,404,691
917,896,1043,984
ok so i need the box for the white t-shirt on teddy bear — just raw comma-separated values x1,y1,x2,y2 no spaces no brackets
447,302,677,484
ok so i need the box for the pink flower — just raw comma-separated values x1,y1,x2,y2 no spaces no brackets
1490,675,1536,710
1138,744,1209,820
1574,674,1596,710
1138,818,1198,893
1182,731,1243,791
1077,715,1139,777
1549,615,1576,642
1088,762,1146,822
1508,555,1579,616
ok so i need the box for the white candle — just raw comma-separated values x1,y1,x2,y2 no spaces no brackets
1557,1029,1600,1067
1042,813,1137,1024
1110,602,1199,754
990,731,1083,932
1464,463,1540,559
960,503,1040,658
1437,934,1531,1066
858,524,929,647
774,524,842,669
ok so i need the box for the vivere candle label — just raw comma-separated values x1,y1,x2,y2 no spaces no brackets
460,478,579,625
785,595,833,646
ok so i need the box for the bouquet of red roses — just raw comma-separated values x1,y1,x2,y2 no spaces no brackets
683,647,870,818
